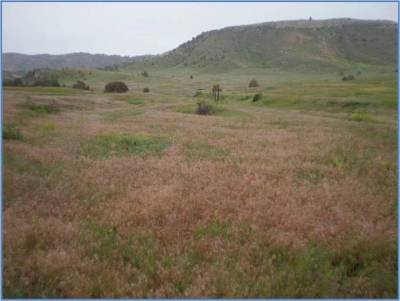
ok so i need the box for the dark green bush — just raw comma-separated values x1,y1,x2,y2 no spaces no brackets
104,81,129,93
3,78,24,87
252,93,262,102
249,79,260,88
196,100,214,115
141,71,149,77
143,87,150,93
342,75,355,81
3,124,23,140
72,80,90,90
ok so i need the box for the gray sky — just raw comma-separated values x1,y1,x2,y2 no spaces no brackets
3,2,398,56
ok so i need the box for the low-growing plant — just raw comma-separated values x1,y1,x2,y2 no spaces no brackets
83,134,169,158
141,71,149,77
22,100,60,114
342,75,355,81
193,90,202,97
143,87,150,93
72,80,90,90
349,113,374,122
3,124,23,140
196,100,214,115
104,81,129,93
252,93,263,102
249,79,260,88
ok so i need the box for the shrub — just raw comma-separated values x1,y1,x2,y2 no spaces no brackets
249,79,260,88
3,78,24,87
72,80,90,90
193,90,202,97
196,100,214,115
342,75,355,81
190,75,193,79
33,79,60,87
252,93,262,102
141,71,149,77
3,124,23,140
104,81,129,93
143,87,150,93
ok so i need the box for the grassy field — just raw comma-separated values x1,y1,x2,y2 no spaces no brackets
2,66,397,298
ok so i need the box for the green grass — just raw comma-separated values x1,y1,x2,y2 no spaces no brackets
349,112,376,122
3,124,23,140
175,101,249,118
82,133,170,158
5,86,87,96
21,99,60,114
184,141,230,161
250,76,397,114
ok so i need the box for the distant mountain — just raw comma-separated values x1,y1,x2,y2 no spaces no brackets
3,52,151,72
131,18,397,71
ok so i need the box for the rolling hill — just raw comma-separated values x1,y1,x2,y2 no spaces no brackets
3,52,150,72
129,18,397,71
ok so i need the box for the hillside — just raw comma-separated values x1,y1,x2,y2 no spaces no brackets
3,52,151,72
129,18,397,71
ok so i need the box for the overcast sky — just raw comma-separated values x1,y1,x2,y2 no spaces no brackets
3,2,398,56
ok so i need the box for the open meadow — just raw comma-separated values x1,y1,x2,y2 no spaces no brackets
3,65,398,298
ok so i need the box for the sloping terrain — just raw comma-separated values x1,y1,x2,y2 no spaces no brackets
129,18,397,71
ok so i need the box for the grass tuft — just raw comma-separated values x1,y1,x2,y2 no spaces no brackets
82,133,170,158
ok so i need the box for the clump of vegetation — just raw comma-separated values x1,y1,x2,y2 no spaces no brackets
104,81,129,93
342,75,355,81
22,99,60,114
3,124,23,140
248,78,260,88
193,90,202,97
349,113,374,122
143,87,150,93
141,71,149,77
196,100,214,115
33,79,60,87
3,78,24,87
72,80,90,90
190,75,193,79
83,134,169,158
252,93,263,102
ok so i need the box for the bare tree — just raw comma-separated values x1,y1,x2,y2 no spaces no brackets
212,84,222,102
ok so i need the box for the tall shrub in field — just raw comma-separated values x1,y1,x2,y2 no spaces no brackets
249,79,260,87
104,81,129,93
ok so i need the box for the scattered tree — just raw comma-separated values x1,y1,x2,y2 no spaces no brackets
104,81,129,93
342,75,355,81
212,84,222,102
